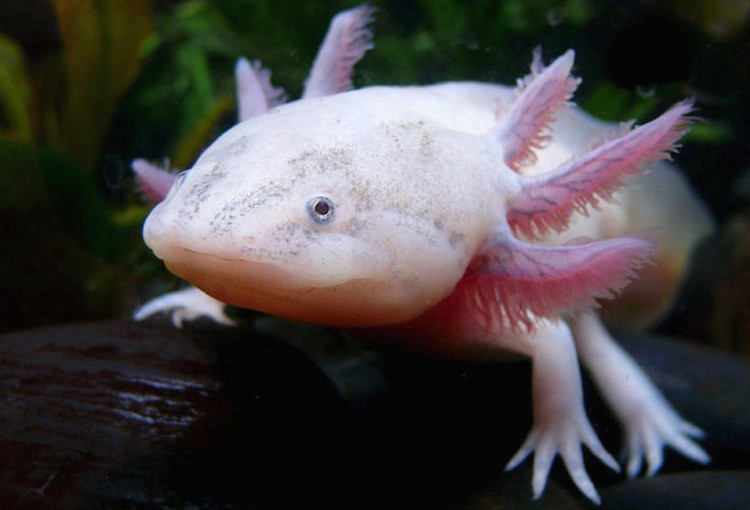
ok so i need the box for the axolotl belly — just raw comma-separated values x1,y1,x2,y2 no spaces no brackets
137,5,713,504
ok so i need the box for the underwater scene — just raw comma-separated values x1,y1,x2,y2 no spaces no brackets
0,0,749,508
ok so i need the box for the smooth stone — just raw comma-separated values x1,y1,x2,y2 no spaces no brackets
0,319,748,509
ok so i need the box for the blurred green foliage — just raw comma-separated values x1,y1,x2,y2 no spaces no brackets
0,0,155,331
0,0,743,331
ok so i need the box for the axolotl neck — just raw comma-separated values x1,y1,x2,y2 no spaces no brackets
143,86,512,327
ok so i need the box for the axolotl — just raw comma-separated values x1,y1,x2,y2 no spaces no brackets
135,5,713,504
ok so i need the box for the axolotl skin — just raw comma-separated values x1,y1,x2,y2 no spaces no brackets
135,5,713,504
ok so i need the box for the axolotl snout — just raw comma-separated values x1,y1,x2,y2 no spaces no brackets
137,5,713,504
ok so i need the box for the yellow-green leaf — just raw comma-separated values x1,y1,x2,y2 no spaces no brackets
53,0,154,172
0,34,32,143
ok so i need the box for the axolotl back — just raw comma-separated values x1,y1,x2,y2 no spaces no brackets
138,5,713,504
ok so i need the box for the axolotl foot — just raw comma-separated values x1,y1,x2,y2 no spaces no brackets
619,402,707,479
571,313,710,479
505,403,619,504
134,286,235,328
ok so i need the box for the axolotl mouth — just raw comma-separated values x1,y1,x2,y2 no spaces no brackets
150,245,431,328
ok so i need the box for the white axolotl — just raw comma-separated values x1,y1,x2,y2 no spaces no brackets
134,5,713,504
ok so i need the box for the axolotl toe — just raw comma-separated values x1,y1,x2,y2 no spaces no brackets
135,5,713,504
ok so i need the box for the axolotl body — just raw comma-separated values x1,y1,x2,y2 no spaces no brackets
135,5,713,504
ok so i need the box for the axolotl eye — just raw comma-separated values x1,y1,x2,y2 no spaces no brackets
307,196,335,225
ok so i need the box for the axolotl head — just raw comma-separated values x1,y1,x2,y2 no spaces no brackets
143,88,498,327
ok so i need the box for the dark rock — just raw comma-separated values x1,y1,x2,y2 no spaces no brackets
601,471,750,510
0,320,358,509
0,319,748,509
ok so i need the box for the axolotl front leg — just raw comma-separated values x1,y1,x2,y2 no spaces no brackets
500,319,619,504
424,231,651,503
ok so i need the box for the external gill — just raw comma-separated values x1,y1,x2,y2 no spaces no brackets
235,58,287,122
464,227,655,332
302,4,375,98
472,50,694,331
507,100,695,240
492,48,581,172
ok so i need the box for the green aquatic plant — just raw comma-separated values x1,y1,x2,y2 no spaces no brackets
0,0,154,330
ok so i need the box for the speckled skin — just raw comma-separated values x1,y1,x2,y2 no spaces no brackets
135,5,713,504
